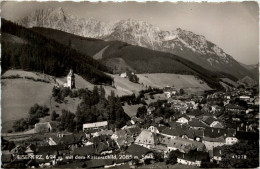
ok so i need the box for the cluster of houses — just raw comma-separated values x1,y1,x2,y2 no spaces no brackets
2,86,258,168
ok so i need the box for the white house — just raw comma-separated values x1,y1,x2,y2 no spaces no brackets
176,117,189,124
83,121,108,131
225,137,238,145
120,72,127,78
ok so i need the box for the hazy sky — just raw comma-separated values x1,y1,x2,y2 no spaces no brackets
2,1,259,65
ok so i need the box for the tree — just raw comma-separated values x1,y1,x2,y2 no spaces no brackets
8,141,16,151
179,88,185,95
60,109,75,132
166,151,178,165
51,111,57,121
219,142,259,168
136,106,147,119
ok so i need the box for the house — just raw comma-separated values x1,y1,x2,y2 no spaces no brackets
202,127,226,150
186,109,204,119
83,121,108,131
188,119,207,129
161,137,205,154
126,144,153,159
111,129,133,148
225,104,246,113
120,72,127,78
147,106,155,115
63,69,75,89
163,86,177,98
174,150,209,167
148,126,160,134
203,117,224,128
134,130,160,149
125,126,141,139
182,129,204,141
160,127,185,139
35,122,54,133
225,137,238,145
176,116,189,124
239,95,250,102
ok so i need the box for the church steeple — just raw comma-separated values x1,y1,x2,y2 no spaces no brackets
67,69,75,89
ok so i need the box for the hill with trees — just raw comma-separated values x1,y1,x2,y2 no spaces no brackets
1,19,113,85
30,27,234,90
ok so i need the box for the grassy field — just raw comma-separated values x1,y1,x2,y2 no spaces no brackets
137,73,211,91
220,78,239,87
1,78,54,132
122,103,144,117
57,73,145,97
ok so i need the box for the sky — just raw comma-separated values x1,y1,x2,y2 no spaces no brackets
1,1,259,65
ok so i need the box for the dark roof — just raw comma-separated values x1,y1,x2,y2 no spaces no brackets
185,129,204,139
72,145,95,156
161,127,185,137
225,104,246,110
204,127,226,138
187,109,204,117
157,125,167,132
188,119,207,128
126,144,151,158
203,117,217,125
125,127,141,135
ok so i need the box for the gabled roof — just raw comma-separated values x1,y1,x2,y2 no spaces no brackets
134,130,160,146
225,104,246,110
125,127,141,135
203,117,218,125
126,144,152,158
204,127,226,138
161,127,185,137
187,109,204,117
188,119,207,128
175,150,209,162
185,129,204,139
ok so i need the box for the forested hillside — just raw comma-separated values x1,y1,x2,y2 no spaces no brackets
1,19,113,85
32,27,227,90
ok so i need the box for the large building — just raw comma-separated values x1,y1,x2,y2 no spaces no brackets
83,121,108,131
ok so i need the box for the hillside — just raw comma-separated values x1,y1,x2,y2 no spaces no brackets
137,73,211,92
1,71,54,132
17,7,255,79
1,19,113,85
31,27,226,90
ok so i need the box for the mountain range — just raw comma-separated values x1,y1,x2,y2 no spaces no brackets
16,7,256,80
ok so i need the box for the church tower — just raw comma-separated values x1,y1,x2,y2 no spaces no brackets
67,69,75,89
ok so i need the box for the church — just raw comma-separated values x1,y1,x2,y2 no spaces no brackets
63,69,75,89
